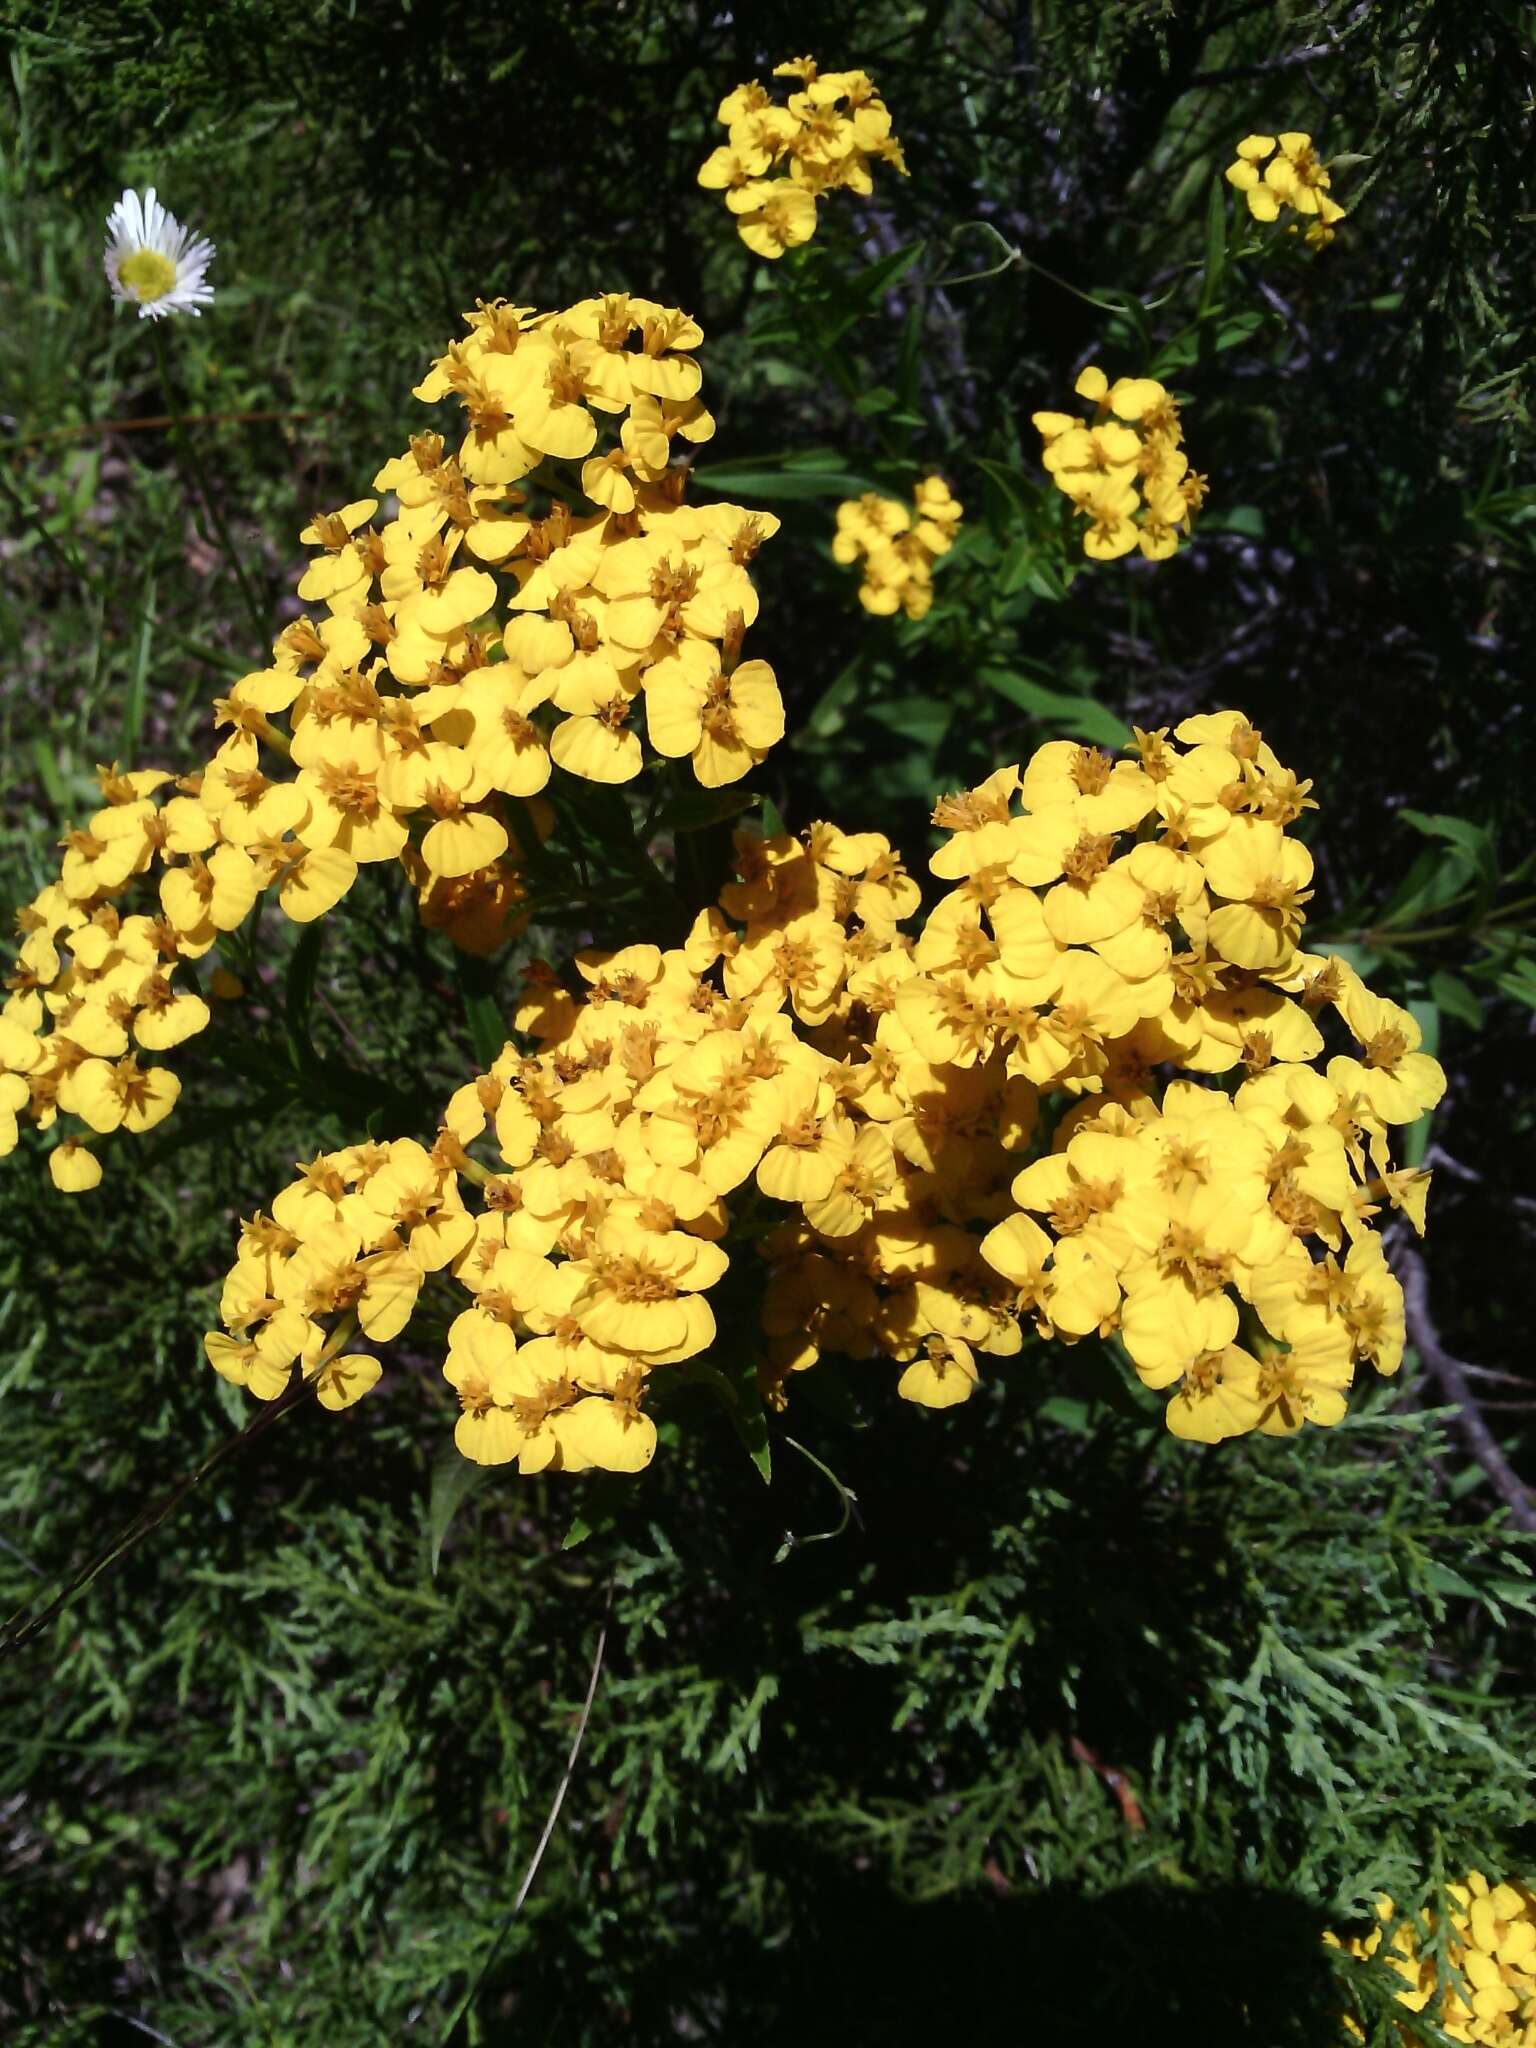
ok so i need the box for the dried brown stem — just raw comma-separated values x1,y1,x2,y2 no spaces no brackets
1400,1245,1536,1532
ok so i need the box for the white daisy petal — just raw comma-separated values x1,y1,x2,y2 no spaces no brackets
103,185,217,321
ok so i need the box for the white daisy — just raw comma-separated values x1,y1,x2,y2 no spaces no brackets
103,187,216,320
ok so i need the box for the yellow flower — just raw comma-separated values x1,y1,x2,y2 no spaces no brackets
728,179,818,259
644,649,785,786
703,58,904,256
897,1334,979,1407
48,1136,102,1192
312,1354,382,1411
1225,130,1347,238
832,477,961,619
1036,367,1206,561
61,1054,181,1135
1328,984,1446,1126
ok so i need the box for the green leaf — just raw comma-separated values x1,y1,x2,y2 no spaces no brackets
428,1444,486,1578
1326,939,1383,980
30,737,67,814
1397,808,1498,888
895,298,924,411
812,241,927,345
844,240,925,304
454,954,508,1070
690,450,881,501
804,657,863,739
563,1472,630,1548
284,924,323,1076
973,457,1035,520
867,696,953,748
722,1385,774,1485
1215,310,1262,351
1207,505,1266,539
1400,1000,1441,1169
1199,173,1227,316
652,786,760,835
1494,957,1536,1008
121,574,156,762
676,1353,772,1483
980,668,1129,747
1374,847,1476,931
1429,971,1484,1031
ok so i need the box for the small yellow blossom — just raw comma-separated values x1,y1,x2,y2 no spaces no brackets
700,58,905,257
1034,368,1206,561
1225,130,1347,244
832,476,963,618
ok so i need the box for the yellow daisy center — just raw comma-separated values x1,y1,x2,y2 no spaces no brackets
118,247,178,304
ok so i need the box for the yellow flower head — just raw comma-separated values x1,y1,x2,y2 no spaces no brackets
1224,130,1347,239
700,57,905,257
1035,368,1204,562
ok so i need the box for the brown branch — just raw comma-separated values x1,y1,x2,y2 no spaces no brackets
1400,1246,1536,1533
8,408,316,449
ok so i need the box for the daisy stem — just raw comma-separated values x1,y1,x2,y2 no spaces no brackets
149,322,269,651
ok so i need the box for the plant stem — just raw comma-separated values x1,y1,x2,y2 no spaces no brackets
149,322,269,649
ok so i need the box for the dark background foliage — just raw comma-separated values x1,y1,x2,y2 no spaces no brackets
1,1,1533,2040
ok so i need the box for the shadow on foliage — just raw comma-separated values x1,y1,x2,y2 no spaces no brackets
483,1872,1339,2045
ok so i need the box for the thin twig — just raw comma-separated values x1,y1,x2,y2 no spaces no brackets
1400,1246,1536,1532
1183,45,1342,87
0,1335,347,1658
435,1575,614,2045
1426,1143,1536,1219
150,325,269,648
9,408,315,449
0,1387,310,1656
105,2012,185,2048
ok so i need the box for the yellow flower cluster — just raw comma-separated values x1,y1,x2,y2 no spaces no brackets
1329,1874,1536,2044
205,711,1442,1469
698,56,906,259
1034,366,1208,561
0,296,782,1187
831,476,963,619
1225,131,1346,248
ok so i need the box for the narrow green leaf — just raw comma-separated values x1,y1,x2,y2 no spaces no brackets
973,457,1035,519
428,1444,486,1577
678,1354,773,1484
1397,809,1498,888
454,954,509,1070
1429,971,1484,1031
1207,505,1266,538
867,696,953,747
1400,1001,1441,1169
804,657,864,740
652,786,760,835
30,737,67,814
980,668,1129,747
1215,310,1263,350
121,574,155,761
690,454,881,501
895,298,924,411
563,1472,630,1548
1199,173,1227,316
844,239,925,305
284,924,323,1075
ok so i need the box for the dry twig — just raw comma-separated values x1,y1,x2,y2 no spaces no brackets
1400,1245,1536,1532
